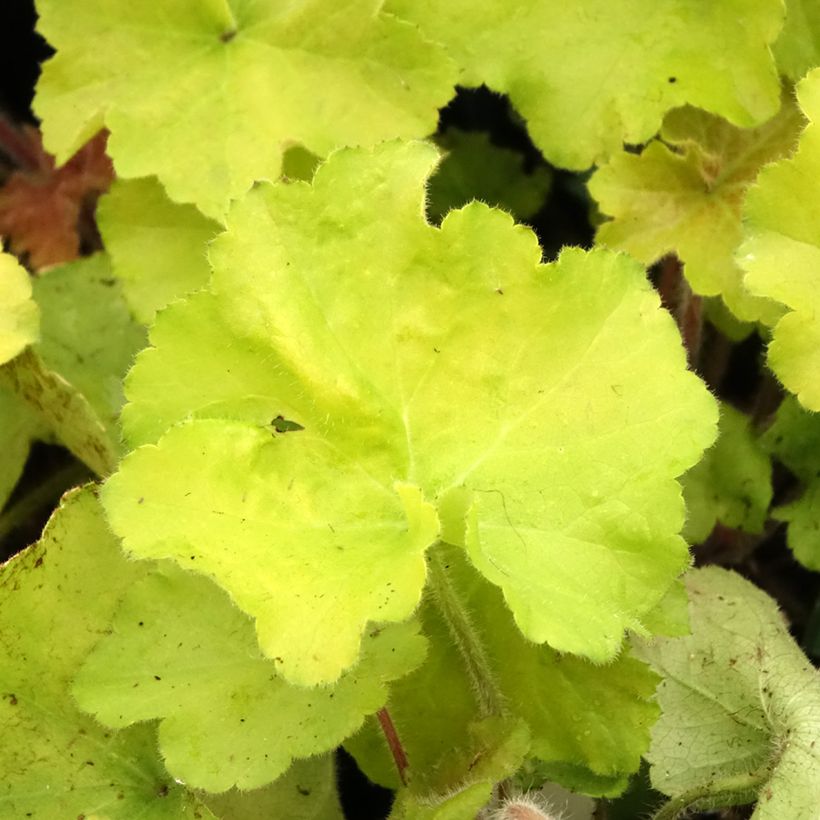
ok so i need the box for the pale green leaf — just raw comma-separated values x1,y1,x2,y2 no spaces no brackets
636,567,820,819
387,0,784,170
347,544,658,799
73,559,426,792
202,755,343,820
0,386,45,510
109,141,717,685
0,487,213,819
680,403,773,544
99,177,222,322
773,0,820,81
427,129,551,223
740,68,820,410
761,396,820,569
390,782,493,820
34,0,456,218
0,251,38,364
590,97,802,323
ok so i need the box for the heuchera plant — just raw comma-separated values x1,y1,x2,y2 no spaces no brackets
1,2,820,818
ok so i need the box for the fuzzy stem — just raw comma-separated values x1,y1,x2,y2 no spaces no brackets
650,771,765,820
426,543,505,717
376,707,409,786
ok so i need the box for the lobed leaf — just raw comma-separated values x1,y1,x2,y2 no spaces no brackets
739,68,820,410
388,0,784,170
0,252,38,364
98,177,222,322
34,0,456,218
636,567,820,819
0,487,213,819
680,403,773,544
590,97,803,323
108,141,717,685
73,559,427,791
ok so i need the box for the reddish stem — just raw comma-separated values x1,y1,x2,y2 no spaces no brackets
376,707,409,786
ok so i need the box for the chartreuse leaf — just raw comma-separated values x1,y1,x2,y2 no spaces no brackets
0,387,45,510
761,397,820,569
34,0,456,218
107,141,717,688
635,567,820,819
348,544,657,800
202,756,343,819
387,0,783,171
680,403,772,544
740,68,820,411
74,560,425,791
773,0,820,81
0,251,38,364
590,97,802,323
98,177,222,323
0,254,145,475
427,129,552,223
0,487,213,819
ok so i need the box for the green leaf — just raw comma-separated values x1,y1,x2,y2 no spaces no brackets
760,396,820,569
680,403,773,544
0,386,45,510
773,0,820,81
389,782,494,820
590,97,803,323
34,0,456,218
108,141,717,684
635,567,820,819
98,177,222,323
0,254,146,475
0,251,38,364
739,68,820,410
387,0,784,170
73,559,427,791
201,755,343,820
427,129,551,223
347,544,658,799
0,487,213,819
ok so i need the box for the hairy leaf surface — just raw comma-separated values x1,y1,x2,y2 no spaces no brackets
108,141,717,685
0,488,212,818
681,403,772,544
591,98,803,322
636,567,820,818
348,544,657,798
74,560,426,790
34,0,456,217
99,177,222,322
740,68,820,410
388,0,783,170
761,397,820,569
0,252,38,364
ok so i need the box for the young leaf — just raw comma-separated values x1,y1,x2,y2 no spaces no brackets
0,487,213,818
98,177,222,322
427,129,551,224
590,97,803,323
0,126,113,269
201,755,343,820
739,68,820,411
761,396,820,569
347,544,658,799
107,141,717,685
0,251,38,364
73,559,427,791
680,403,773,544
635,567,820,819
387,0,784,170
34,0,456,218
0,386,45,510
